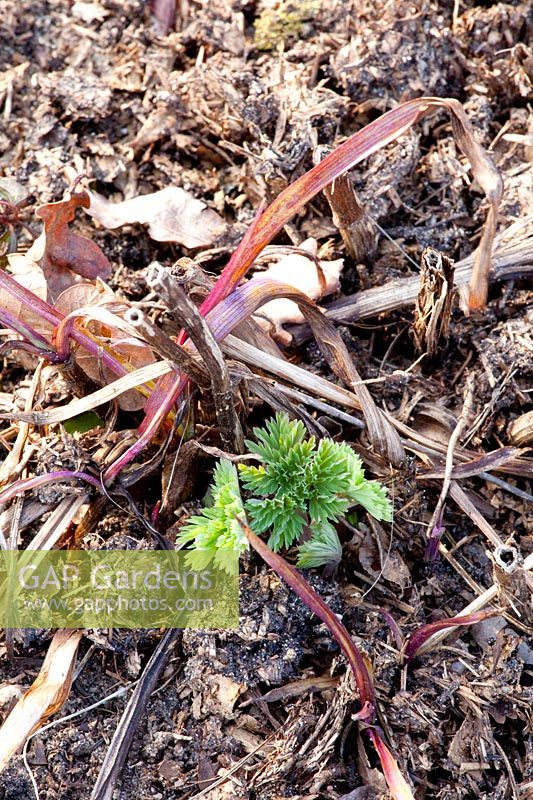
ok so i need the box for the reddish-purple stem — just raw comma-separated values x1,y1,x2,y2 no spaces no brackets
0,470,103,507
403,610,495,664
238,518,375,720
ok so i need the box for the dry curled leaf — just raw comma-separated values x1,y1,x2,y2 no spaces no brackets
36,191,112,284
53,278,117,317
251,238,344,343
56,299,156,411
85,186,227,248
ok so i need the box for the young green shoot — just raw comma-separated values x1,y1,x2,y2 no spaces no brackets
177,413,392,571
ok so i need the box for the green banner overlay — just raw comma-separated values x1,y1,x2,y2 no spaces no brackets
0,551,239,629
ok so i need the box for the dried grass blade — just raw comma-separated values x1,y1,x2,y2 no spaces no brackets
420,446,527,479
445,99,503,309
90,629,179,800
27,495,88,550
2,361,172,426
201,97,501,314
0,629,82,773
222,334,361,409
213,278,403,462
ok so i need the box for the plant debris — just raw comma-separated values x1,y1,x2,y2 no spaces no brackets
0,1,531,799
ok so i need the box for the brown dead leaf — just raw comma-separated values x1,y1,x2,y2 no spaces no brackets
53,279,117,318
36,191,112,285
53,286,155,410
0,629,82,773
66,305,156,411
85,186,227,248
359,526,411,591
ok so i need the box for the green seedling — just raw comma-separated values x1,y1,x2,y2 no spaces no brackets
177,413,392,572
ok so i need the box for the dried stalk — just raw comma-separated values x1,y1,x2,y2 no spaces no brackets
427,375,475,540
146,264,244,454
313,145,376,263
491,543,533,626
448,482,502,549
90,629,180,800
412,247,455,356
124,307,209,388
290,230,533,344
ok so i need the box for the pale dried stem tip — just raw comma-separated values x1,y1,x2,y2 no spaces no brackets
507,410,533,446
124,308,209,388
491,543,533,626
412,247,455,356
146,263,244,454
313,145,376,264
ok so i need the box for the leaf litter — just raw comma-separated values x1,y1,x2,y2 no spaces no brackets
0,1,531,799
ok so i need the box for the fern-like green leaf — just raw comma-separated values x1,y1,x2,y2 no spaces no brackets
176,459,248,575
305,438,352,523
348,480,393,522
177,415,392,575
245,494,305,551
297,522,343,569
245,413,308,464
238,463,278,496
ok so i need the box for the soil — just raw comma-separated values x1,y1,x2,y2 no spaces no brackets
0,1,532,799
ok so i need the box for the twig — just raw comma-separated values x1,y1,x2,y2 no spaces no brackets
124,307,209,387
427,375,475,539
448,482,502,549
313,145,376,263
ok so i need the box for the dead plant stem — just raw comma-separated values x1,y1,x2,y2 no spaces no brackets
427,374,475,539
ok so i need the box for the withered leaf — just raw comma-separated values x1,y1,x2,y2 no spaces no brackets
252,238,344,343
36,191,112,282
0,630,82,773
4,251,53,337
86,186,227,249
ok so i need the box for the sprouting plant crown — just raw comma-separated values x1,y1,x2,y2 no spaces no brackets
177,413,392,574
